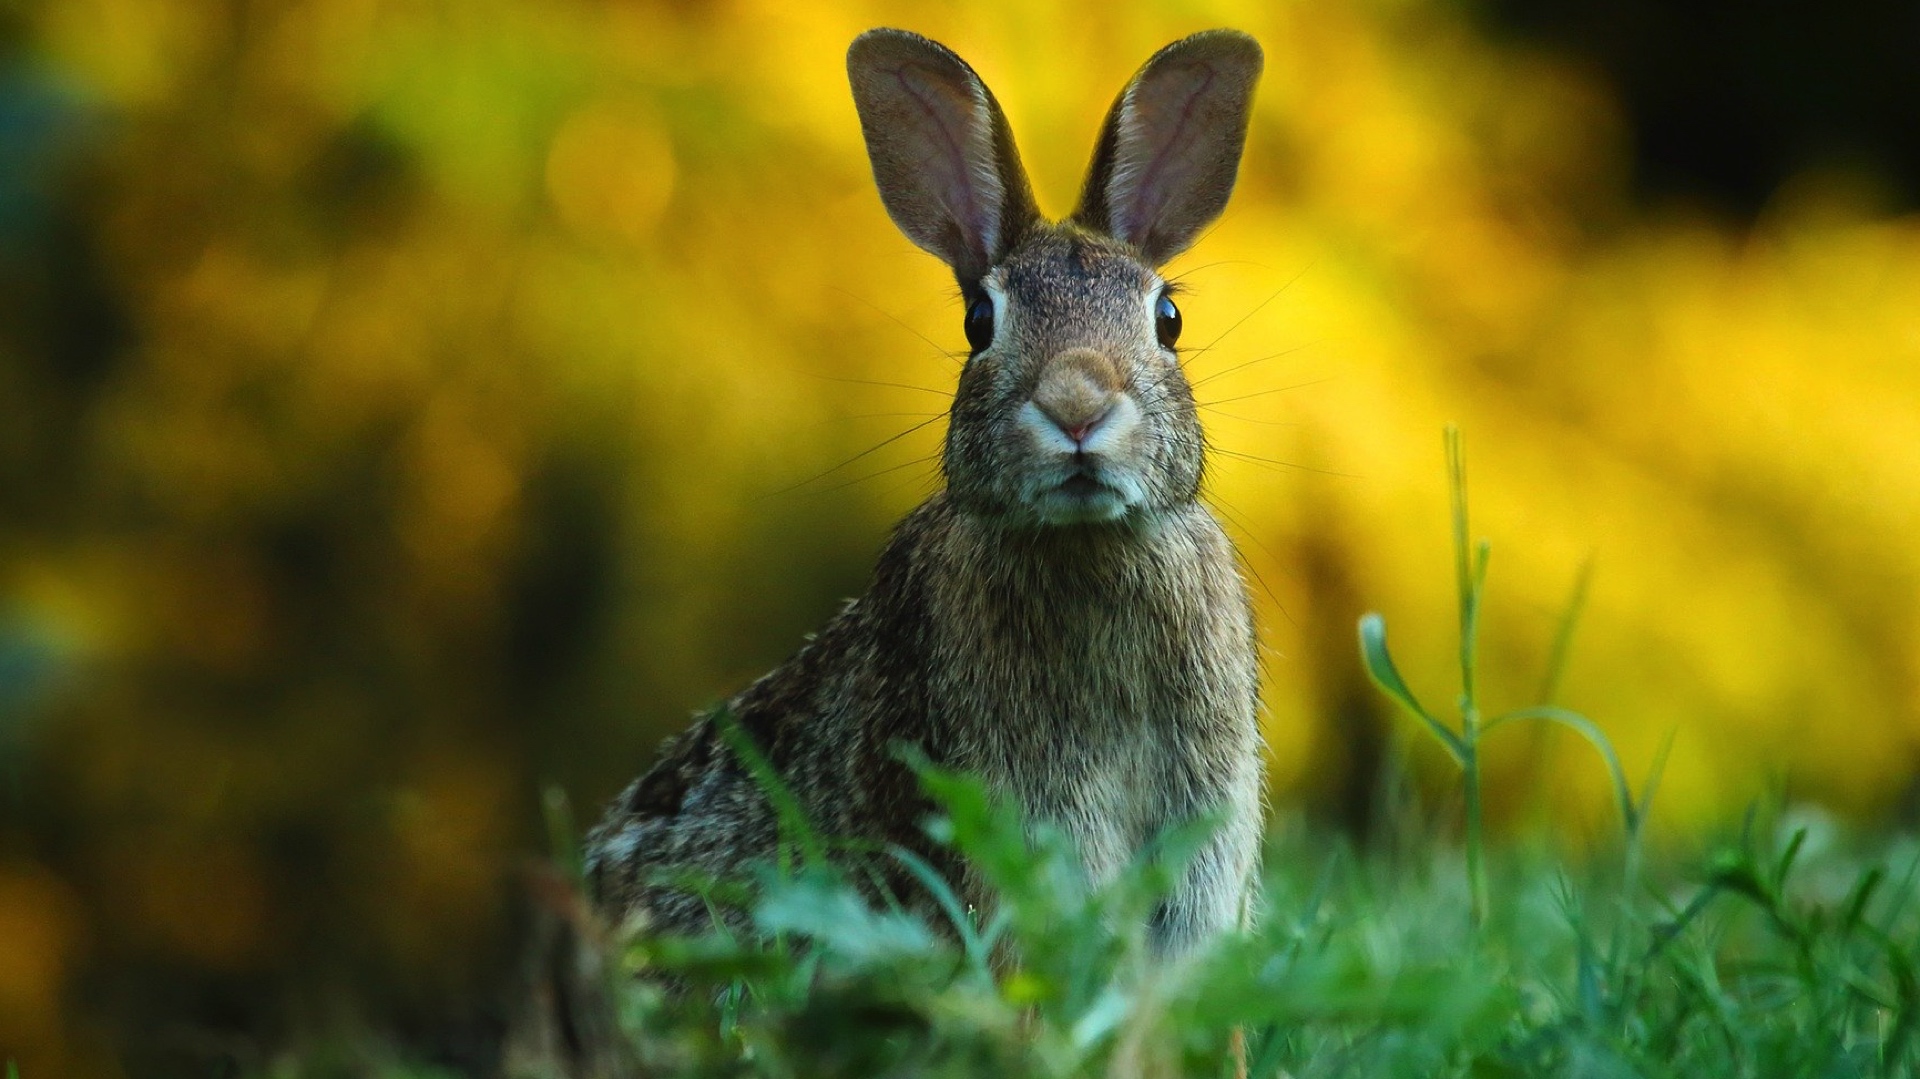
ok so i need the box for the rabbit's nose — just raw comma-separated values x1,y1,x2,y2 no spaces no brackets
1033,348,1124,444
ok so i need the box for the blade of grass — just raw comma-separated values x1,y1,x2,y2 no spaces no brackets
1484,706,1638,835
1445,425,1490,931
713,709,827,870
887,842,992,975
1636,729,1675,836
1358,614,1465,763
1539,556,1596,706
1445,425,1476,709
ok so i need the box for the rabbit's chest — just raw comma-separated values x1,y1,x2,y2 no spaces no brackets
1024,632,1243,866
927,537,1257,883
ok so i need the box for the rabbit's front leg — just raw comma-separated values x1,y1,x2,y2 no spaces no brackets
1147,785,1262,956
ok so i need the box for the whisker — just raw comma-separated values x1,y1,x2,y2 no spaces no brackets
1188,344,1314,391
1202,376,1336,408
1166,258,1273,284
763,415,946,497
816,375,954,398
873,461,945,502
1132,367,1189,404
1194,260,1316,354
1152,429,1359,480
810,452,942,496
1203,492,1295,629
1207,447,1361,479
1199,411,1301,428
805,410,946,429
1182,215,1234,258
830,285,967,367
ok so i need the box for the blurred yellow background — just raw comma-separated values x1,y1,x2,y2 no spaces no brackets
2,0,1918,1070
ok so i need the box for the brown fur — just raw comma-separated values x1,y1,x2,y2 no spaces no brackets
586,28,1266,956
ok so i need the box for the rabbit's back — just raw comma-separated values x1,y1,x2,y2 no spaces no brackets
584,502,949,932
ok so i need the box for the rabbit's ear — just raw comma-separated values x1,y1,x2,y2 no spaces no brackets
1071,30,1262,265
848,29,1040,281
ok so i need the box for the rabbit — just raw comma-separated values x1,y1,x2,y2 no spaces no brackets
585,27,1266,958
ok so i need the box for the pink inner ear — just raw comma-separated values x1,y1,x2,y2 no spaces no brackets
890,62,999,260
1110,64,1219,247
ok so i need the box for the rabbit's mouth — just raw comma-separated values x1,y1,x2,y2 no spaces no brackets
1057,473,1108,498
1028,466,1137,525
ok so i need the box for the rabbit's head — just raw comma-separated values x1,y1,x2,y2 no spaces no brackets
848,29,1261,527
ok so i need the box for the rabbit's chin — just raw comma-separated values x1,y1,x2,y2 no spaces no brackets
1023,470,1142,525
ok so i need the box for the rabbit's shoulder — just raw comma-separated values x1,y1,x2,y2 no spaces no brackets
608,713,728,821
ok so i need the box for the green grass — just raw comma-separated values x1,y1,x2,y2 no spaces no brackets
594,792,1918,1078
540,427,1919,1078
1359,426,1660,931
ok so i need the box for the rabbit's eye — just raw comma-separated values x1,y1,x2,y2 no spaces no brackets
1155,292,1182,349
963,294,995,353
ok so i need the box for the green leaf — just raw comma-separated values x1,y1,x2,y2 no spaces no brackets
1774,826,1808,892
1358,613,1465,763
714,708,828,869
887,842,992,971
1841,866,1885,931
753,869,943,968
1483,705,1637,834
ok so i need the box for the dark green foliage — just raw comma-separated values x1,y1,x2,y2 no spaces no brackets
569,770,1919,1079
